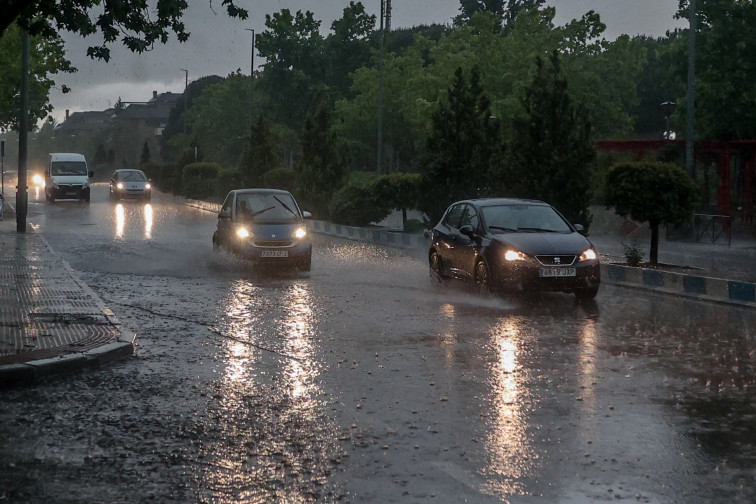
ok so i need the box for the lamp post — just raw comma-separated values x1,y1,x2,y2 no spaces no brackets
180,68,188,135
377,0,385,174
661,101,676,140
686,0,696,176
17,29,29,233
245,28,255,131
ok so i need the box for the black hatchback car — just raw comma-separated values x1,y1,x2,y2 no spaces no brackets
212,188,312,271
429,198,600,299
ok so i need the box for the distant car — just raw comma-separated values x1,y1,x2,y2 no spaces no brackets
212,188,312,271
109,169,151,201
429,198,600,299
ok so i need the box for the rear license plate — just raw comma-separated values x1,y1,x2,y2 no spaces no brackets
539,267,576,277
261,250,288,258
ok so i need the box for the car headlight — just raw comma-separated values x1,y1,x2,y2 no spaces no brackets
145,183,151,190
83,181,89,189
236,227,251,239
116,182,124,190
293,227,307,239
579,248,597,262
504,249,527,261
32,174,44,186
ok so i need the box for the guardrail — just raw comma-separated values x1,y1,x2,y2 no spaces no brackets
667,213,732,246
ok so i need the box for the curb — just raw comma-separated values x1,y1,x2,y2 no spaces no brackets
306,217,755,309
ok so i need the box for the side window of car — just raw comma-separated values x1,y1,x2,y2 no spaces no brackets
443,204,465,230
221,193,233,214
458,204,479,231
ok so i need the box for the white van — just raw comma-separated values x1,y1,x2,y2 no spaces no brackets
45,153,93,202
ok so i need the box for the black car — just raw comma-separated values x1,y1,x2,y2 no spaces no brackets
429,198,600,299
212,188,312,271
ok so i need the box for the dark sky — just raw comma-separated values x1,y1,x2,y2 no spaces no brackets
48,0,684,123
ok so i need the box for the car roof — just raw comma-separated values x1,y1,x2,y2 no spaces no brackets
232,188,293,196
463,197,549,207
114,169,145,174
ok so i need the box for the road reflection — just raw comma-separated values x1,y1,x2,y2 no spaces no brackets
197,278,339,502
481,317,532,494
113,202,153,240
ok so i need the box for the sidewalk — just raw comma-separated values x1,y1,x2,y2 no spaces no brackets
0,195,135,385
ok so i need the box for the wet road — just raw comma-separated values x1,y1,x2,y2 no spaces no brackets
1,185,755,503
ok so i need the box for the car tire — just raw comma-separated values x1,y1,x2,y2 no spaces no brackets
298,255,312,272
474,260,492,297
429,251,448,283
574,285,599,300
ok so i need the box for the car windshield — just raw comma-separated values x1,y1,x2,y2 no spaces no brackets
482,204,572,233
235,193,300,223
51,161,87,176
119,170,147,182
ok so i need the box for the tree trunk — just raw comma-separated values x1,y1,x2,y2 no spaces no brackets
650,220,660,264
402,208,407,231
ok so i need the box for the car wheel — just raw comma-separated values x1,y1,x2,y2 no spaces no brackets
574,285,599,300
298,253,312,272
429,251,448,283
474,260,492,297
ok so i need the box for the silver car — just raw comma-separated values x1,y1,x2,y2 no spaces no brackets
109,169,152,201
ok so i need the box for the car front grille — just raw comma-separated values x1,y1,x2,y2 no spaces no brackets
536,255,577,266
254,240,293,247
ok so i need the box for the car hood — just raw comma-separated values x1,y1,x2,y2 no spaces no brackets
50,175,88,183
247,222,302,240
492,231,593,255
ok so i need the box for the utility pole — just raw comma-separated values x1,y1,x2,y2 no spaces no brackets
245,28,255,131
385,0,392,31
180,69,188,135
17,29,29,233
377,0,385,174
686,0,696,177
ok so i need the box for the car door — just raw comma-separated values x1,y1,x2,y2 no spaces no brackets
216,192,236,248
433,204,464,277
449,204,480,280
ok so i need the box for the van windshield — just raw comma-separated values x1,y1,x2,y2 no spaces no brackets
51,161,87,176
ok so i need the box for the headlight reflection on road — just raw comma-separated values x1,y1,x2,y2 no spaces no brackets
144,203,153,239
114,203,125,239
113,202,154,240
482,318,532,494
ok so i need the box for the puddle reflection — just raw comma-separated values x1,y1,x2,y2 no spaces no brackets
197,279,337,502
482,318,532,494
113,202,153,240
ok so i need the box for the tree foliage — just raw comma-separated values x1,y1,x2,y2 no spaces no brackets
418,66,499,226
605,161,699,263
0,23,74,130
238,116,282,188
505,51,595,228
2,0,248,61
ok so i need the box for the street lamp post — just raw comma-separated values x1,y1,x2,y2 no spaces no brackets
245,28,255,131
17,29,29,233
377,0,385,174
180,69,188,135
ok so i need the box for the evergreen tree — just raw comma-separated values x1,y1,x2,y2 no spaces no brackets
296,104,350,218
418,66,499,226
238,116,282,188
140,142,151,165
505,51,595,228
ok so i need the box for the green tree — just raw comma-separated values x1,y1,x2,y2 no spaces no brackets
605,161,699,264
371,172,423,229
326,1,376,99
297,104,350,218
3,0,248,61
505,51,595,228
256,9,326,127
0,23,74,130
418,66,499,226
140,142,151,165
456,0,545,28
238,116,282,188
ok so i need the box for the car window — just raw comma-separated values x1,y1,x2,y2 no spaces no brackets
120,170,147,182
482,204,572,233
458,204,479,230
235,193,301,223
442,204,465,230
221,193,234,214
51,161,87,176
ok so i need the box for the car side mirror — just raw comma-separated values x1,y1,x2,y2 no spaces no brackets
459,224,475,237
302,211,312,219
88,171,94,178
218,210,231,219
573,223,585,235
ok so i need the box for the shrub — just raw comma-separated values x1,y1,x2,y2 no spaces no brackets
158,162,181,194
329,183,391,226
263,167,297,191
217,169,242,202
182,162,220,200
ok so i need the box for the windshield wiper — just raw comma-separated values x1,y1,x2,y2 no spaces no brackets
249,205,275,218
516,227,559,233
273,196,298,218
488,225,516,232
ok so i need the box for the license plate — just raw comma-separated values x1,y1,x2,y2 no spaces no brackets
261,250,288,258
65,192,77,196
540,267,576,277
